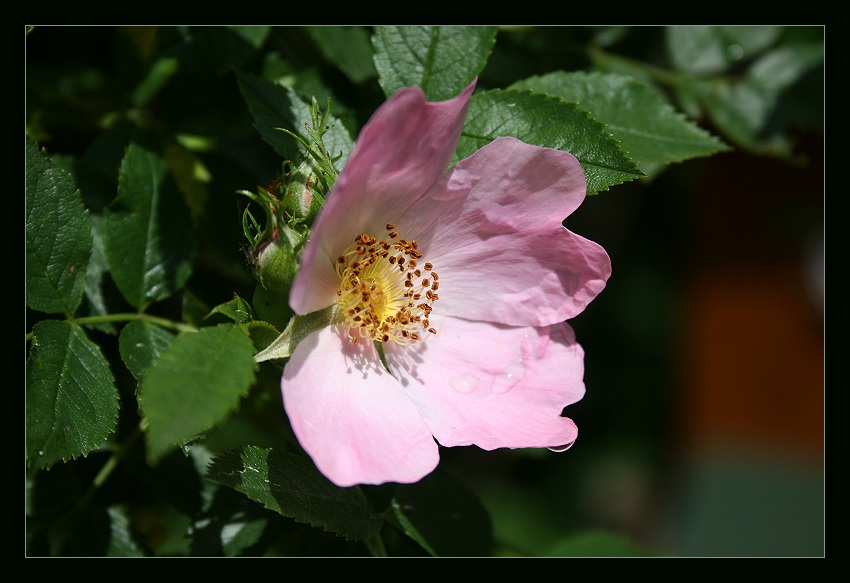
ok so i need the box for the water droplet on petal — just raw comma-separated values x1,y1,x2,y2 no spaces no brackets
493,361,525,394
450,376,478,393
548,441,575,453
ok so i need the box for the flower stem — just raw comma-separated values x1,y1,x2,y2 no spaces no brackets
66,425,143,518
586,45,688,87
70,313,199,334
364,532,388,557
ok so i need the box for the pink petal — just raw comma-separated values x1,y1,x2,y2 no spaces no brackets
400,136,612,327
385,315,585,451
289,80,476,316
281,326,440,487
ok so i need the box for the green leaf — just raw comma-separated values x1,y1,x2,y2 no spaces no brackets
139,324,258,464
206,295,282,351
81,215,117,333
118,320,175,381
26,320,119,470
229,26,271,49
235,69,353,173
131,57,179,108
683,40,823,156
175,26,271,76
207,294,255,325
372,25,497,100
544,529,657,557
253,306,334,363
101,143,196,309
189,486,279,557
510,71,729,172
26,136,92,316
163,141,210,223
245,320,281,353
688,79,780,154
307,26,377,84
666,25,784,74
749,40,824,92
206,446,384,541
388,470,493,557
105,506,147,557
457,89,644,195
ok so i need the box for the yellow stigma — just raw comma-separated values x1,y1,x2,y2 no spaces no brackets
335,224,439,346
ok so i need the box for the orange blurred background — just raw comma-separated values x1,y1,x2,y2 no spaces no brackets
671,134,824,556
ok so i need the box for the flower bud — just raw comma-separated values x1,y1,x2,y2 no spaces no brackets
281,161,325,224
253,225,302,294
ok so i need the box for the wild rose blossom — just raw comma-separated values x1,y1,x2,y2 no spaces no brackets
282,79,611,487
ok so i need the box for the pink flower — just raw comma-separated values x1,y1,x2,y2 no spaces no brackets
283,79,611,487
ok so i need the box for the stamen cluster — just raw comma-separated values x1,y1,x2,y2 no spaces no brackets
335,224,439,346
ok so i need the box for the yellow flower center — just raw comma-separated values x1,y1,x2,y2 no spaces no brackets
335,224,439,346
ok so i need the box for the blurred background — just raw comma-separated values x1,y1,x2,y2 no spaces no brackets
26,25,824,557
